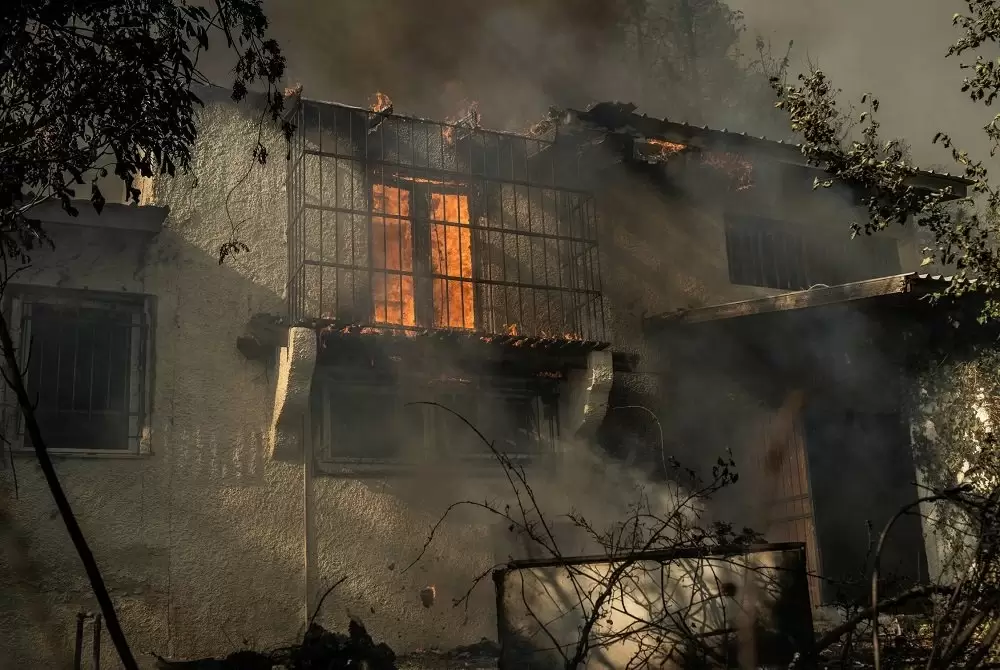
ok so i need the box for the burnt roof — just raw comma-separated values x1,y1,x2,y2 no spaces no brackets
567,101,972,198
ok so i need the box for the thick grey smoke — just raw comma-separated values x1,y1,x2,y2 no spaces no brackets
260,0,635,128
730,0,993,167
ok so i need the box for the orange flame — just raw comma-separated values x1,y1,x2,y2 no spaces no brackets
430,192,475,329
443,101,481,146
636,137,687,162
504,323,520,336
647,138,687,154
371,184,415,326
370,91,393,114
370,182,475,330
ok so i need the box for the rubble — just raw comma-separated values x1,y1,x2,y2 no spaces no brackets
154,620,397,670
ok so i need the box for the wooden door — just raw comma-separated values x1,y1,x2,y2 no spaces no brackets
753,390,823,607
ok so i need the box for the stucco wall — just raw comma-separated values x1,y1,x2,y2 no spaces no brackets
0,97,304,668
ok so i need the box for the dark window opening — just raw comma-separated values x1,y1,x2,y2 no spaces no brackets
804,405,926,604
10,290,150,451
725,214,901,290
313,373,557,466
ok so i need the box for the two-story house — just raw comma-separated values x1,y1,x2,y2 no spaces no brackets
0,87,967,667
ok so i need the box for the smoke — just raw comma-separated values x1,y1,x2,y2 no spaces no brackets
254,0,791,135
729,0,995,168
260,0,634,129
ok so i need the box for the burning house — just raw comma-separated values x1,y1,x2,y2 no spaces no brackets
0,85,971,667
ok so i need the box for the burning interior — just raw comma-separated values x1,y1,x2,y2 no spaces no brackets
286,97,606,343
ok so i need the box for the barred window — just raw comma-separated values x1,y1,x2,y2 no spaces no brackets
370,181,476,330
725,214,901,290
5,287,153,453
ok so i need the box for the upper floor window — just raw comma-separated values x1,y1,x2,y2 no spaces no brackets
371,180,475,329
4,286,153,454
725,214,901,291
287,100,607,343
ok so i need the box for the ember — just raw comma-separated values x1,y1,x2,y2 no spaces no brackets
636,137,688,163
369,91,392,114
701,151,754,191
442,101,481,146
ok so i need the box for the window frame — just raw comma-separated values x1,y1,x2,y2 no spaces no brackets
2,285,155,457
367,170,481,331
311,369,560,474
724,213,902,291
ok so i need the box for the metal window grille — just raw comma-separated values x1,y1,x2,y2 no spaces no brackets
287,99,606,342
4,287,152,453
311,371,558,469
725,214,901,290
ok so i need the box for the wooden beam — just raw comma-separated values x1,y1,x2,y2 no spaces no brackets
649,274,917,326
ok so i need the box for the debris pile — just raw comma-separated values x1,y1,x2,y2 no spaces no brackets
154,620,397,670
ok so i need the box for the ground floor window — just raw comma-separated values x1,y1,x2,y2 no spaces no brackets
312,370,558,470
3,285,153,454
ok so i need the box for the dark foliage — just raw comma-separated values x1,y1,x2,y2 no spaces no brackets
769,0,1000,320
0,0,291,262
0,3,290,669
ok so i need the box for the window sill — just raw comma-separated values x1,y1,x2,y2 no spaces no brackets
315,453,551,478
26,201,168,234
10,448,151,460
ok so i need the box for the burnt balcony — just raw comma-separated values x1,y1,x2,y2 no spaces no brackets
286,99,607,345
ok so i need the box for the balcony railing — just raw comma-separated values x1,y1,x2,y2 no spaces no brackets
287,99,606,343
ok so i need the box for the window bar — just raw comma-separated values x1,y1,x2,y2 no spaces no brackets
524,144,538,335
752,229,764,287
353,108,360,314
395,118,404,325
122,321,135,448
591,198,607,341
575,196,590,337
318,106,325,319
497,136,508,333
537,163,553,334
69,306,80,412
287,115,294,323
511,142,524,333
105,320,114,418
87,320,95,420
769,232,780,290
332,106,341,319
395,169,403,326
553,168,567,337
52,313,64,419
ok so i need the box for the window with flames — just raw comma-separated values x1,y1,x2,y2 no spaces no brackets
371,179,476,330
